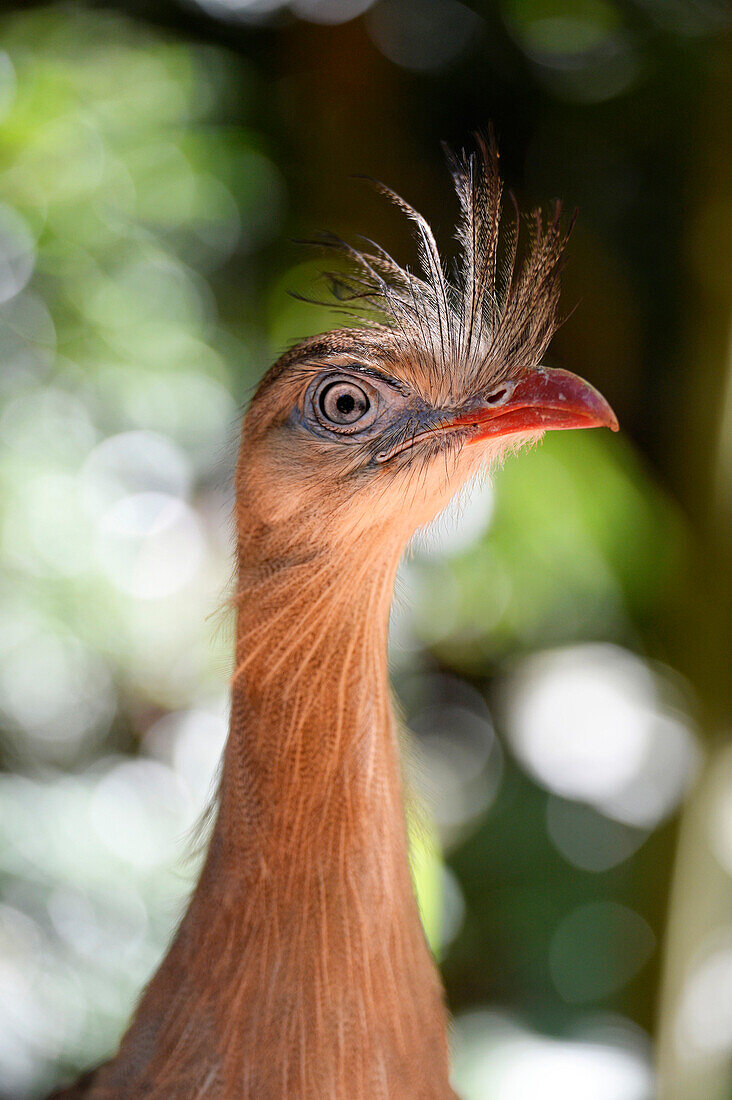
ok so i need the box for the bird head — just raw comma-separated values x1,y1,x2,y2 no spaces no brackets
239,138,617,558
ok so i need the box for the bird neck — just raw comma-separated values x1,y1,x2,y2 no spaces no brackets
103,510,454,1097
193,517,452,1093
219,527,404,867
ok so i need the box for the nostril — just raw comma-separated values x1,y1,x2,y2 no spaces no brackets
486,388,507,404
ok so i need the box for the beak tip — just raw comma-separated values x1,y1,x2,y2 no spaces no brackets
604,404,620,433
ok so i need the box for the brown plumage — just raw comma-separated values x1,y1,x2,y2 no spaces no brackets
51,139,616,1099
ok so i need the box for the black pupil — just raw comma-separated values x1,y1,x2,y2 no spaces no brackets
336,393,355,416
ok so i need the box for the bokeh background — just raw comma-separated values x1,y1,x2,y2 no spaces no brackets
0,1,729,1097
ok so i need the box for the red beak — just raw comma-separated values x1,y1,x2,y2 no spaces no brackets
451,366,619,442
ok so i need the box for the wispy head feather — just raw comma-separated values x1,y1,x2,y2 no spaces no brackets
312,134,573,404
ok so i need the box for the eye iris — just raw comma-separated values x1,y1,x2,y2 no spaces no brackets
320,382,370,425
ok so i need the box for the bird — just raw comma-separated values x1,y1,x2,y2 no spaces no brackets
49,136,617,1099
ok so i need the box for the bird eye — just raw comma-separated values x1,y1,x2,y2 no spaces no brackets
307,372,385,437
317,380,372,428
320,381,369,423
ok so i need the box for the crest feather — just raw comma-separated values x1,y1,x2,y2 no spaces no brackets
316,136,573,402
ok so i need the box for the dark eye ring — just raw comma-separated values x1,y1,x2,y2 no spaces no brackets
312,376,378,433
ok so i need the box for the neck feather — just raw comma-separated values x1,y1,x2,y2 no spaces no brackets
223,529,401,860
97,503,455,1099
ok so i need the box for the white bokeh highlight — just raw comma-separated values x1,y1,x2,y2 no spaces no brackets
453,1011,654,1100
502,644,700,828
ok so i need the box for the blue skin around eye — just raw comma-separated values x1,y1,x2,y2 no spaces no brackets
291,372,514,464
290,395,466,476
